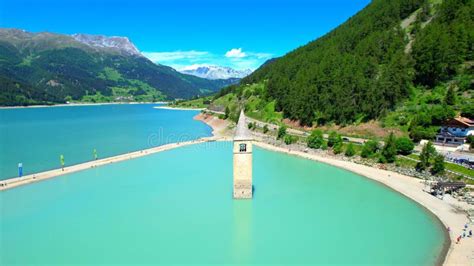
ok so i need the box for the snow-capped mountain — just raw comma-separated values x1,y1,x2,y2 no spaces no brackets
180,65,252,80
72,33,141,56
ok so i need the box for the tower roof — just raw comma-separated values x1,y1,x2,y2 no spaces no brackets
234,110,252,141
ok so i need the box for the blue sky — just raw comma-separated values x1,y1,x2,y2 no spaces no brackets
0,0,370,70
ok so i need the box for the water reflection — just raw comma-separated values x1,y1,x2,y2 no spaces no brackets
232,199,253,263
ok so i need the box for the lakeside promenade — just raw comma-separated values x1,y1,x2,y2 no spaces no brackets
0,137,222,191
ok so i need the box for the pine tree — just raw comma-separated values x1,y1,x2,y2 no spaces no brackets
416,141,436,171
380,132,397,163
431,154,445,175
333,135,344,154
444,85,456,105
224,106,230,119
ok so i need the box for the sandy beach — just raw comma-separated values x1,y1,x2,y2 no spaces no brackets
194,112,232,138
1,112,471,264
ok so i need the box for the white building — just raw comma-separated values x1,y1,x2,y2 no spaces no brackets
436,117,474,145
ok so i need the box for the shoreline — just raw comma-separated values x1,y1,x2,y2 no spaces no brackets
154,106,205,111
0,113,229,190
0,112,471,264
0,101,168,109
253,141,472,265
0,137,219,191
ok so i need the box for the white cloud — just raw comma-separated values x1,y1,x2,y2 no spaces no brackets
225,48,247,58
142,48,272,71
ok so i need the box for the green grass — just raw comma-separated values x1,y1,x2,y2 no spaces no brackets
246,99,283,124
406,154,474,178
396,157,418,168
340,142,363,154
445,163,474,178
172,97,212,108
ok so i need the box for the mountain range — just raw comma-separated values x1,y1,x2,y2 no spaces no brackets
180,65,252,80
0,29,239,106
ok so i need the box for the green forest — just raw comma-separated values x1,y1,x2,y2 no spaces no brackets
207,0,473,139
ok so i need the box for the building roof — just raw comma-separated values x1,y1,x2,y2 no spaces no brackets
234,110,252,141
443,117,474,128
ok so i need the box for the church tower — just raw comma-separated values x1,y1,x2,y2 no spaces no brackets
233,110,253,199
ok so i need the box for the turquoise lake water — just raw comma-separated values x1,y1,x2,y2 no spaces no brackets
0,142,446,265
0,104,211,180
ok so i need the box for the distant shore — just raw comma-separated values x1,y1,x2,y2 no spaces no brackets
0,101,168,109
153,106,205,111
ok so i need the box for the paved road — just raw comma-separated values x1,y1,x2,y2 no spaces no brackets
206,108,369,144
245,116,368,144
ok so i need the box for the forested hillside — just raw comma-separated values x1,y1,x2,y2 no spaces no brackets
0,29,237,106
211,0,473,136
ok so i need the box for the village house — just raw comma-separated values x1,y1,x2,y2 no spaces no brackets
435,117,474,145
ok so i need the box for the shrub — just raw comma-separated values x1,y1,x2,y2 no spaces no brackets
284,135,298,145
395,137,414,155
345,143,356,157
467,135,474,143
333,142,343,154
263,124,269,134
360,139,379,158
321,141,328,150
224,106,230,119
248,122,253,130
467,135,474,150
307,130,324,149
327,131,338,147
277,125,287,140
409,126,437,142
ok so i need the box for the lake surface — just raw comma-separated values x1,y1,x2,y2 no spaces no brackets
0,104,211,180
0,142,446,265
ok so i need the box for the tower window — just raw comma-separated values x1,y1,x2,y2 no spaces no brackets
239,143,247,152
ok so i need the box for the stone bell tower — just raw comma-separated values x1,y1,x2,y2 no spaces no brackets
233,110,253,199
